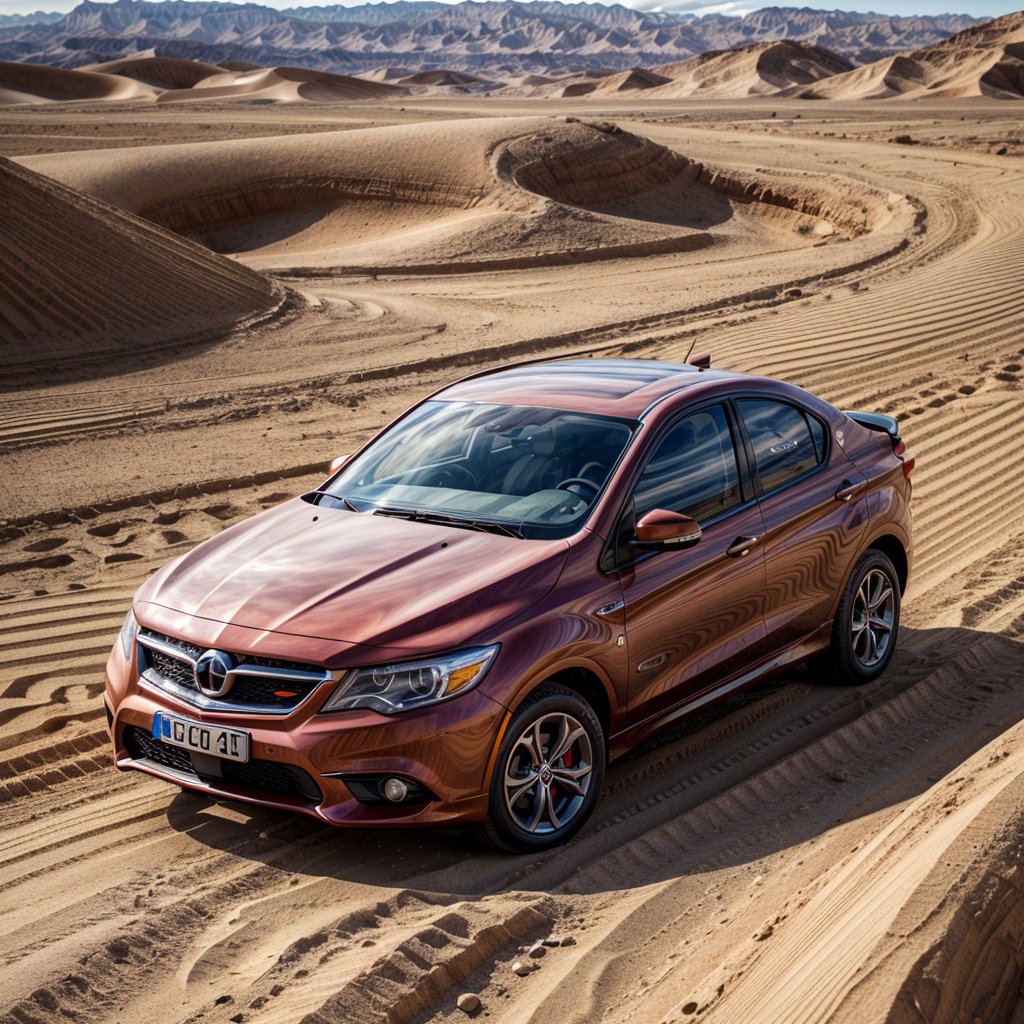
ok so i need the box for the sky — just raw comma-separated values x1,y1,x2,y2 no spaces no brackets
1,0,1014,23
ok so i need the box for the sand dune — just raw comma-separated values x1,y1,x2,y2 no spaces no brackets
159,65,408,103
217,60,263,72
0,158,278,368
359,65,415,82
86,56,227,90
396,68,494,91
0,58,158,104
17,117,515,265
650,40,853,98
568,67,671,96
18,116,897,275
793,10,1024,99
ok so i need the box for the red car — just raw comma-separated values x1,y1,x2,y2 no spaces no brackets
105,358,913,851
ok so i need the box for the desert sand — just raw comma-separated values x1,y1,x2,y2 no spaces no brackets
0,88,1023,1024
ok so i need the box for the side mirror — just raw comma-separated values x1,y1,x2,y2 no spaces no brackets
328,453,351,475
630,509,702,551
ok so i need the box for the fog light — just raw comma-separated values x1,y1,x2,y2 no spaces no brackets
382,777,410,803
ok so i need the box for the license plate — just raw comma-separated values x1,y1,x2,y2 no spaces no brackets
153,712,250,763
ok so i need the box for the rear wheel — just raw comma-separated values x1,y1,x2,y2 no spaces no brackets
824,549,901,685
479,684,605,852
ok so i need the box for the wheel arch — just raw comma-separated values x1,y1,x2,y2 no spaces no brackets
542,665,613,740
866,533,909,594
482,659,616,794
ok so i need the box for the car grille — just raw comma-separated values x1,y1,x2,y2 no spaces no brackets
137,628,331,715
123,725,322,804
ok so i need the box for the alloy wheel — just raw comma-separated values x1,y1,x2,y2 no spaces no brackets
503,711,594,835
850,567,895,668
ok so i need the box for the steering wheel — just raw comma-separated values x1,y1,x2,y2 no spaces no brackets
433,465,478,489
557,477,600,501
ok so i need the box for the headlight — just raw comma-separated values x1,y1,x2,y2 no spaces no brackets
119,609,137,661
320,645,499,715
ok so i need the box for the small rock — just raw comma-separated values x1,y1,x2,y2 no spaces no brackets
528,943,546,959
457,993,481,1014
560,935,577,946
541,938,560,947
215,994,233,1005
512,960,533,976
781,287,803,299
682,1002,699,1015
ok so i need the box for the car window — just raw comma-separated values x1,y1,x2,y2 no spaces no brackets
633,405,742,523
738,399,822,493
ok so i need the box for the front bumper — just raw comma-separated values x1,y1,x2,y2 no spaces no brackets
105,646,505,827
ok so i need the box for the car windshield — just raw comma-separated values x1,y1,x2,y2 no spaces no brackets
323,400,638,539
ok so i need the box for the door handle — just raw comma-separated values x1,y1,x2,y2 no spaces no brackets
834,479,865,503
595,600,625,618
726,535,760,558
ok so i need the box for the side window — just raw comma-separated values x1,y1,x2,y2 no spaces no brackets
738,399,823,493
633,405,742,523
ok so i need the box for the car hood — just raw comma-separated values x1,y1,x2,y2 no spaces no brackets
139,498,570,653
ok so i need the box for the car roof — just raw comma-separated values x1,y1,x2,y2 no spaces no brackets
440,358,743,419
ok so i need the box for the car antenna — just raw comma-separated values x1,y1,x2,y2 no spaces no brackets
684,337,712,371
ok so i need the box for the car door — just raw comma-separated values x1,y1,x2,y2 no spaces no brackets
735,396,869,653
614,402,768,727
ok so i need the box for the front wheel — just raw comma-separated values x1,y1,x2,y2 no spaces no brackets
479,684,605,853
825,549,901,685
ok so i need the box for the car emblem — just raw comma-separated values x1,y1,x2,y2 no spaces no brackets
194,649,236,697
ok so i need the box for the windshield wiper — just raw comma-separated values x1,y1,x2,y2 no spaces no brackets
307,490,360,512
372,506,524,539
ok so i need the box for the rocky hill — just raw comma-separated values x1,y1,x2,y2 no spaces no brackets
0,1,983,76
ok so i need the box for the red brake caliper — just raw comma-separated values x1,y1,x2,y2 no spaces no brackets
554,745,571,803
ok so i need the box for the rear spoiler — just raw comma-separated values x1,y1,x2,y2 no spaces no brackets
842,410,900,441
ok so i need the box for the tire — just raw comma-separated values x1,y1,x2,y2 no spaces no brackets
477,684,605,853
824,549,901,685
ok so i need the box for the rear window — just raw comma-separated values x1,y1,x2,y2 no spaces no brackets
738,399,825,493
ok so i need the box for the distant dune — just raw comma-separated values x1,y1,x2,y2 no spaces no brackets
160,65,408,103
0,57,408,106
0,58,158,104
397,69,491,88
589,67,671,94
791,11,1024,99
86,56,226,90
1,11,1020,107
650,40,853,98
359,66,415,82
0,158,277,365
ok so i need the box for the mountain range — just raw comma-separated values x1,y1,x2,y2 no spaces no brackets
0,1,985,75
